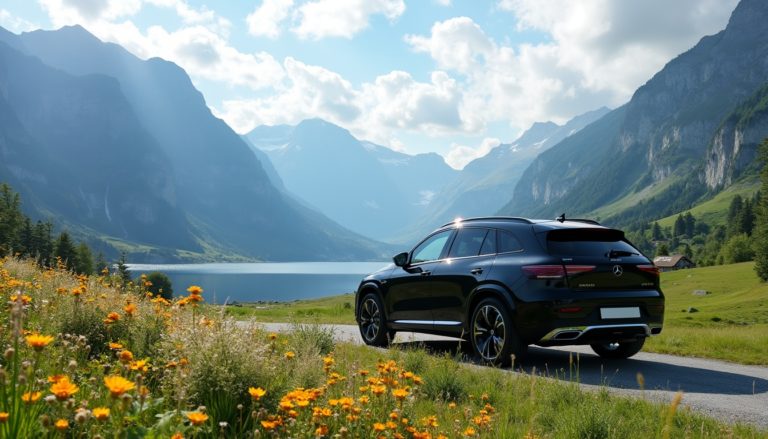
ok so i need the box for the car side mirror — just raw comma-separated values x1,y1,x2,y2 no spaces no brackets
393,252,409,267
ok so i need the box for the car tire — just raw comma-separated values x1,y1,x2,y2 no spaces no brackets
470,297,525,366
358,293,392,347
590,338,645,359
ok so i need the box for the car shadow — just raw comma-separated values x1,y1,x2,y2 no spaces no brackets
392,340,768,396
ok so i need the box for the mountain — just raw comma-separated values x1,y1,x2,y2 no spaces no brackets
503,0,768,225
0,26,388,262
395,107,610,243
245,119,458,241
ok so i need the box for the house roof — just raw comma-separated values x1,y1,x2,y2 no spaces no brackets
653,254,692,267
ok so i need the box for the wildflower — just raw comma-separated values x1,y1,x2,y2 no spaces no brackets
284,351,295,359
104,312,120,324
21,391,42,403
71,286,85,296
119,350,134,363
0,413,8,423
10,294,32,304
130,359,150,373
186,411,208,426
186,285,203,296
54,419,68,430
50,376,79,401
392,388,409,401
315,424,329,436
249,387,266,401
165,360,178,368
268,333,277,341
463,427,477,436
123,302,137,316
93,407,110,421
371,384,387,395
373,423,387,432
261,420,278,430
104,375,136,398
25,334,54,351
448,402,457,409
48,375,65,383
422,416,439,428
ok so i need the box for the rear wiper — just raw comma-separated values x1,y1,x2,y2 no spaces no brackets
607,249,639,258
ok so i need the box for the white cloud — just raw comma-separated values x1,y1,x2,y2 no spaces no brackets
0,9,38,32
246,0,293,39
40,0,141,23
292,0,405,40
405,17,492,74
434,0,451,6
445,137,500,170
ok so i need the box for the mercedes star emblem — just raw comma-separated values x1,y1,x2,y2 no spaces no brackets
612,265,623,277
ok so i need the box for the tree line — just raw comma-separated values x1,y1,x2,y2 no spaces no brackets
0,183,106,275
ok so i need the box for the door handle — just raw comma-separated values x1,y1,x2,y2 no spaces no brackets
420,271,432,276
470,268,484,275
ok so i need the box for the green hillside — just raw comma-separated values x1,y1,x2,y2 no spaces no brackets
655,178,759,229
646,261,768,364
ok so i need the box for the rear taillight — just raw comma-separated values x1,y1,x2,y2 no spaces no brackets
637,264,659,276
564,265,596,275
522,265,565,279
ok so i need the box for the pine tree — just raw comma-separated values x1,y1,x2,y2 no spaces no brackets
656,243,669,257
75,242,94,275
741,198,754,236
684,212,696,238
0,183,23,255
117,252,132,288
673,215,686,237
54,231,78,271
754,138,768,281
652,222,662,240
727,195,744,238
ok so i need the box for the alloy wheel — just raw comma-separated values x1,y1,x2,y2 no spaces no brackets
473,304,506,361
360,297,381,342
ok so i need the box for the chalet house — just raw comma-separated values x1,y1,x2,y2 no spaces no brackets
653,254,696,272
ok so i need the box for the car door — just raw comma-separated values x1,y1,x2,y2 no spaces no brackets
385,229,455,330
430,227,496,327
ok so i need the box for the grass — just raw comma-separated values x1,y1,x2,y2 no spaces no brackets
224,293,357,324
644,262,768,364
228,262,768,365
1,256,765,437
655,179,759,229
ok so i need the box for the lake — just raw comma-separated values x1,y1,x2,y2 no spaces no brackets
127,262,390,303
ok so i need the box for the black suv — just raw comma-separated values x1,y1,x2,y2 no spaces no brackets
355,217,664,365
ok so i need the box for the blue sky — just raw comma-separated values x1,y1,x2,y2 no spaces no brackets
0,0,738,168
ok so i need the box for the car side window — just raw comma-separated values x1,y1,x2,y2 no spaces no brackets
448,228,488,258
498,231,523,253
411,230,453,264
479,229,496,255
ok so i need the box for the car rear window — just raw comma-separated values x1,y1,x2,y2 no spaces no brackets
448,228,488,258
546,228,639,257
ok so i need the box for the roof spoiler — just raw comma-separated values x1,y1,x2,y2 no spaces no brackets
555,213,601,225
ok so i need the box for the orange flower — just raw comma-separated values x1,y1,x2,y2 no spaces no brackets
54,419,68,430
284,351,295,360
261,420,278,430
123,303,137,316
50,376,79,401
25,334,54,351
268,333,277,340
104,312,120,324
186,411,208,426
0,412,8,423
248,387,266,401
371,384,386,395
108,342,123,350
10,294,32,304
186,285,203,295
104,375,136,398
463,427,476,436
21,391,41,403
373,423,387,432
118,350,134,363
130,359,150,373
315,425,329,436
92,407,110,421
392,388,409,401
171,433,184,439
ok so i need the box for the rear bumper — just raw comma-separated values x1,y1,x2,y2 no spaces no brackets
537,323,662,346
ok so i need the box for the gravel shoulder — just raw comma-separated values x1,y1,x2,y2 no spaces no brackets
252,322,768,430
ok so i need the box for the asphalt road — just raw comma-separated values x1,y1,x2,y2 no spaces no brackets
255,322,768,430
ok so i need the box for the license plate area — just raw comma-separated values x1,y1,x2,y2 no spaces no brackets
600,307,640,319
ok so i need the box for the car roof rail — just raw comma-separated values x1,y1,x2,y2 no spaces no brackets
440,216,534,227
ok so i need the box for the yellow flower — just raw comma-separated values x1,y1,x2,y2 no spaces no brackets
268,333,277,341
186,285,203,295
54,419,68,430
284,351,295,359
315,424,329,436
249,387,266,400
171,434,184,439
104,375,136,398
371,384,387,395
25,334,54,351
373,423,387,432
186,411,208,426
47,374,65,383
108,342,123,350
130,359,150,373
261,420,278,430
392,388,409,401
0,412,8,423
93,407,110,421
21,391,41,403
10,294,32,304
50,376,79,401
463,426,477,436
